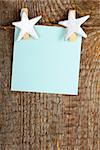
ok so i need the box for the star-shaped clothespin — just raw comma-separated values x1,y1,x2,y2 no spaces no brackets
58,10,90,41
12,8,42,41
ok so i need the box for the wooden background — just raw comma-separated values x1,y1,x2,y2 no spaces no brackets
0,0,100,149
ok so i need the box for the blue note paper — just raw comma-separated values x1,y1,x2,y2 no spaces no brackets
11,25,82,95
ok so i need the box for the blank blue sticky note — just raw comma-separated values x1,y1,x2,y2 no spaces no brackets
11,25,82,95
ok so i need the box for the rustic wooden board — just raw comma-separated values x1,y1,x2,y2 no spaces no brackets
0,0,100,149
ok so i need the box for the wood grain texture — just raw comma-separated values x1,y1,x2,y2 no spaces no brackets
0,0,100,150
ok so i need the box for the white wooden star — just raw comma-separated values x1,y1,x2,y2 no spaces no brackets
58,10,90,40
12,11,42,41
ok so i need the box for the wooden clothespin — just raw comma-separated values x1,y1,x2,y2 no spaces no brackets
68,10,77,42
58,10,89,42
21,8,30,40
12,8,42,41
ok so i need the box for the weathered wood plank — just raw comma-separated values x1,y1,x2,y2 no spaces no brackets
0,0,100,150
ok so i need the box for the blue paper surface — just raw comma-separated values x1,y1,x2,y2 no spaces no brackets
11,25,82,95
